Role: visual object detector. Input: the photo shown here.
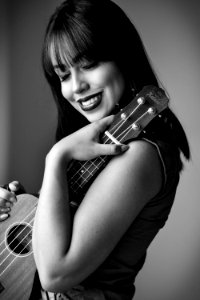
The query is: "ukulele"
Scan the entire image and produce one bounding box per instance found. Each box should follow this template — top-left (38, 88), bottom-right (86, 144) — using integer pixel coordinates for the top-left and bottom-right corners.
top-left (0, 85), bottom-right (169, 300)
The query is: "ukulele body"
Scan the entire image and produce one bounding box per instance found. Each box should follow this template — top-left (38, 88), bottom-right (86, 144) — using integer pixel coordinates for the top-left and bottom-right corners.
top-left (0, 194), bottom-right (37, 300)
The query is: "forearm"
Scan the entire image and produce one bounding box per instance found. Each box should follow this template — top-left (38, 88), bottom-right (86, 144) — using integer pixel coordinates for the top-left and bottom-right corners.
top-left (32, 150), bottom-right (72, 280)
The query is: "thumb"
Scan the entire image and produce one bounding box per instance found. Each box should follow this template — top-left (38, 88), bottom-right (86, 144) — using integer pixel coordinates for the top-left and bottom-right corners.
top-left (8, 181), bottom-right (21, 192)
top-left (96, 143), bottom-right (129, 156)
top-left (8, 181), bottom-right (26, 195)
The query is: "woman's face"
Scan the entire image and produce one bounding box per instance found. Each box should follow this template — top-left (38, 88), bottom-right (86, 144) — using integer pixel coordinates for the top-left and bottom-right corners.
top-left (53, 57), bottom-right (126, 122)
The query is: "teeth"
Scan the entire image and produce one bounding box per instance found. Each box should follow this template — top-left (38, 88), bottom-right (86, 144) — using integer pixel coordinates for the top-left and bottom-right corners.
top-left (81, 96), bottom-right (99, 107)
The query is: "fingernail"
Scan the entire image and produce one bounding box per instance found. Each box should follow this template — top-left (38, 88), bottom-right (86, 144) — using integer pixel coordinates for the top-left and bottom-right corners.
top-left (120, 144), bottom-right (129, 152)
top-left (0, 214), bottom-right (9, 221)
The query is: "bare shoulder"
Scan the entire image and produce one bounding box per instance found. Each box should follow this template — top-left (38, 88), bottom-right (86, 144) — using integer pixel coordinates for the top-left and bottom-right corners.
top-left (101, 139), bottom-right (163, 199)
top-left (124, 139), bottom-right (163, 179)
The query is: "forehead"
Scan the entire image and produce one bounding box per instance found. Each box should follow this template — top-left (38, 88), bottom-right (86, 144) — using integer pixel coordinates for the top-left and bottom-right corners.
top-left (49, 40), bottom-right (89, 73)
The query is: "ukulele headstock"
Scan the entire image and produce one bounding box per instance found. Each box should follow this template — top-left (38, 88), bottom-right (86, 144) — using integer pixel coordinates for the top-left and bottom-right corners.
top-left (105, 85), bottom-right (169, 144)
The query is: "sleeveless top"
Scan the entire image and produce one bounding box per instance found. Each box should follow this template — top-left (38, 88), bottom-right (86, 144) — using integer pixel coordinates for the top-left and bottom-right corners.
top-left (29, 110), bottom-right (182, 300)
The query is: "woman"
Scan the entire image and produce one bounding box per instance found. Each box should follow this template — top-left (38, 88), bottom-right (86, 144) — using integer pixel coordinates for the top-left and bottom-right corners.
top-left (0, 0), bottom-right (190, 299)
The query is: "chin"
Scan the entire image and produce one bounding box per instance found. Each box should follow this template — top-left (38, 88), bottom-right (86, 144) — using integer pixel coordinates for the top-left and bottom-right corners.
top-left (88, 112), bottom-right (109, 123)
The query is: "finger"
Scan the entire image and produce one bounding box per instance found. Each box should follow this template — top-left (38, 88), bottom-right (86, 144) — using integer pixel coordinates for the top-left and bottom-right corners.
top-left (0, 213), bottom-right (9, 222)
top-left (8, 181), bottom-right (21, 192)
top-left (0, 207), bottom-right (11, 213)
top-left (96, 143), bottom-right (129, 156)
top-left (95, 115), bottom-right (115, 133)
top-left (0, 198), bottom-right (14, 208)
top-left (0, 188), bottom-right (17, 204)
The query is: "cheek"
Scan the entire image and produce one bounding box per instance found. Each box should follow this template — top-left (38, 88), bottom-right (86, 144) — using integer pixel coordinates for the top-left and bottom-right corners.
top-left (61, 84), bottom-right (70, 99)
top-left (102, 65), bottom-right (125, 92)
top-left (61, 84), bottom-right (76, 109)
top-left (106, 72), bottom-right (125, 102)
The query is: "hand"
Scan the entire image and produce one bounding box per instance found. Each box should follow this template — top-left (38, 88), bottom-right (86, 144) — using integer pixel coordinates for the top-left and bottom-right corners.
top-left (0, 181), bottom-right (25, 221)
top-left (49, 115), bottom-right (129, 163)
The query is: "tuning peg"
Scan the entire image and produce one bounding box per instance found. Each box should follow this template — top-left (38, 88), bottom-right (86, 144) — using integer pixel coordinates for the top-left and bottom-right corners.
top-left (121, 113), bottom-right (127, 120)
top-left (148, 107), bottom-right (156, 115)
top-left (137, 97), bottom-right (145, 105)
top-left (132, 123), bottom-right (141, 131)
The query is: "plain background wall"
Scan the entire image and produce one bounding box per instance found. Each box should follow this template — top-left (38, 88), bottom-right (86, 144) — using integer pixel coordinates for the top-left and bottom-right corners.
top-left (0, 0), bottom-right (199, 299)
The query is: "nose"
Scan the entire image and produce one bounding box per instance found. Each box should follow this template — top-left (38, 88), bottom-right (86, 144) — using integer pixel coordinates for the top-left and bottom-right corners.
top-left (71, 69), bottom-right (89, 94)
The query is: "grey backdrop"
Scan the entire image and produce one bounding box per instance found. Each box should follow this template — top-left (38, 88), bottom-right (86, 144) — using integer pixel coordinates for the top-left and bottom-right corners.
top-left (0, 0), bottom-right (200, 299)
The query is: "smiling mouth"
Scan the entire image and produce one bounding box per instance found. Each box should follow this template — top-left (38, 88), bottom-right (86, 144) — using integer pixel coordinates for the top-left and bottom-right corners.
top-left (78, 93), bottom-right (102, 111)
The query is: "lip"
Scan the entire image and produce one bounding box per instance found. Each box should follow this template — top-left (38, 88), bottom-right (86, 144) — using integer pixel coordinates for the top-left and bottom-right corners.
top-left (78, 92), bottom-right (102, 112)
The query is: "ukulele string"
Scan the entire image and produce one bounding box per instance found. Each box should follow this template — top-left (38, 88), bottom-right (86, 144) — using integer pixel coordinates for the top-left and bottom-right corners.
top-left (113, 110), bottom-right (150, 143)
top-left (72, 128), bottom-right (128, 191)
top-left (71, 101), bottom-right (142, 180)
top-left (5, 212), bottom-right (35, 255)
top-left (0, 204), bottom-right (36, 254)
top-left (104, 101), bottom-right (144, 141)
top-left (69, 104), bottom-right (136, 182)
top-left (73, 106), bottom-right (148, 190)
top-left (70, 126), bottom-right (133, 191)
top-left (68, 118), bottom-right (125, 182)
top-left (0, 219), bottom-right (35, 277)
top-left (77, 108), bottom-right (155, 189)
top-left (0, 215), bottom-right (35, 277)
top-left (77, 125), bottom-right (133, 189)
top-left (69, 100), bottom-right (144, 186)
top-left (0, 205), bottom-right (36, 257)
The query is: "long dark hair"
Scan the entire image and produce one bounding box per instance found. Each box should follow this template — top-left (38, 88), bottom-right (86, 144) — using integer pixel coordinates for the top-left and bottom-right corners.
top-left (42, 0), bottom-right (190, 162)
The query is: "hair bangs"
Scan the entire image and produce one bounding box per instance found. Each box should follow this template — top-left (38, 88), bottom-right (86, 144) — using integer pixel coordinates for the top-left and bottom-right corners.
top-left (49, 24), bottom-right (100, 73)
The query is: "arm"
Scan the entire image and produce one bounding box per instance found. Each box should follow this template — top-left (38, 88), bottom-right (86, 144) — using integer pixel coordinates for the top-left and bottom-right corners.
top-left (32, 116), bottom-right (162, 293)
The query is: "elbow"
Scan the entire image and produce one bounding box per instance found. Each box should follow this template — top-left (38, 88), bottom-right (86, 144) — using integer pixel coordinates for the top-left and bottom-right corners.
top-left (33, 246), bottom-right (81, 292)
top-left (39, 277), bottom-right (55, 293)
top-left (40, 279), bottom-right (61, 293)
top-left (37, 267), bottom-right (58, 292)
top-left (37, 266), bottom-right (76, 293)
top-left (39, 271), bottom-right (64, 293)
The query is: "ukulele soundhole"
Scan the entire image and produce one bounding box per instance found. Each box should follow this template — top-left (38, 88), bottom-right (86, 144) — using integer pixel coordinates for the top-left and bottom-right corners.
top-left (6, 223), bottom-right (32, 256)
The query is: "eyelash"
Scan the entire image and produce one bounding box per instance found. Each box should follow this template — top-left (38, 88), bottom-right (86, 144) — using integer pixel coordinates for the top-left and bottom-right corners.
top-left (60, 74), bottom-right (70, 82)
top-left (59, 61), bottom-right (98, 82)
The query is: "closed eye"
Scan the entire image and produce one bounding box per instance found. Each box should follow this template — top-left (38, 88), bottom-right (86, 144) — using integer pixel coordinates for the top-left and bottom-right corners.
top-left (59, 73), bottom-right (71, 82)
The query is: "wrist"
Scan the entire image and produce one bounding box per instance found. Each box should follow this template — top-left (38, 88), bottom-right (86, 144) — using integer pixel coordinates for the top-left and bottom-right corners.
top-left (46, 143), bottom-right (72, 167)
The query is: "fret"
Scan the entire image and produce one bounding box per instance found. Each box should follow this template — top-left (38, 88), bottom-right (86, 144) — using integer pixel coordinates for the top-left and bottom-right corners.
top-left (69, 156), bottom-right (107, 193)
